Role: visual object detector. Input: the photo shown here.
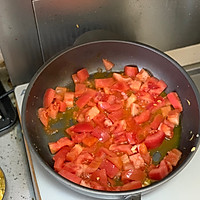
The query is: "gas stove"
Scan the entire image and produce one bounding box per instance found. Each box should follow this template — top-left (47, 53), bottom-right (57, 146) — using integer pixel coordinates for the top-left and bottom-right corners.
top-left (15, 45), bottom-right (200, 200)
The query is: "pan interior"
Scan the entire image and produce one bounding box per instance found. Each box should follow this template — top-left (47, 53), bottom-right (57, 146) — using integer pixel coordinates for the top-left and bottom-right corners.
top-left (22, 41), bottom-right (200, 196)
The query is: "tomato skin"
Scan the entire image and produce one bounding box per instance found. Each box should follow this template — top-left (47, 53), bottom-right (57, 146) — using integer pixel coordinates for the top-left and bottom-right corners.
top-left (91, 126), bottom-right (110, 143)
top-left (124, 65), bottom-right (139, 77)
top-left (121, 180), bottom-right (142, 191)
top-left (100, 159), bottom-right (119, 178)
top-left (144, 130), bottom-right (165, 149)
top-left (91, 169), bottom-right (108, 187)
top-left (102, 58), bottom-right (114, 70)
top-left (76, 89), bottom-right (97, 108)
top-left (48, 137), bottom-right (74, 154)
top-left (167, 92), bottom-right (183, 111)
top-left (95, 78), bottom-right (115, 88)
top-left (77, 68), bottom-right (89, 83)
top-left (73, 122), bottom-right (94, 133)
top-left (150, 114), bottom-right (164, 130)
top-left (121, 169), bottom-right (146, 183)
top-left (43, 88), bottom-right (56, 108)
top-left (164, 149), bottom-right (182, 166)
top-left (58, 169), bottom-right (82, 184)
top-left (134, 110), bottom-right (151, 124)
top-left (148, 160), bottom-right (169, 181)
top-left (63, 92), bottom-right (74, 108)
top-left (38, 108), bottom-right (49, 127)
top-left (75, 83), bottom-right (86, 97)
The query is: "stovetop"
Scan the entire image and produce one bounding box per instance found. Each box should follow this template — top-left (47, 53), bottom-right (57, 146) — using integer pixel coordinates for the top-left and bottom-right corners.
top-left (14, 59), bottom-right (200, 200)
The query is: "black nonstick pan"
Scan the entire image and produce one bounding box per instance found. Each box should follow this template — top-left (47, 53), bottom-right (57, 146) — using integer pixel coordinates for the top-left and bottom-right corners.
top-left (21, 41), bottom-right (200, 200)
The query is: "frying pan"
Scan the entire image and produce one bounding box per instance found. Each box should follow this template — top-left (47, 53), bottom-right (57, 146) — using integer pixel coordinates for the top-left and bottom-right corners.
top-left (21, 40), bottom-right (200, 200)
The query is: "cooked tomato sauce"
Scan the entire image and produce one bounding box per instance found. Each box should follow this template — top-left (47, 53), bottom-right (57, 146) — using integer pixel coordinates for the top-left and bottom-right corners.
top-left (38, 60), bottom-right (182, 191)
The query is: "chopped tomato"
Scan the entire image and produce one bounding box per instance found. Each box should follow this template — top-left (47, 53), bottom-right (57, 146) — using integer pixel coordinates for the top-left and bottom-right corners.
top-left (150, 114), bottom-right (164, 130)
top-left (134, 110), bottom-right (151, 124)
top-left (73, 122), bottom-right (94, 133)
top-left (100, 159), bottom-right (119, 178)
top-left (48, 137), bottom-right (74, 154)
top-left (95, 78), bottom-right (115, 88)
top-left (102, 58), bottom-right (114, 70)
top-left (66, 144), bottom-right (83, 162)
top-left (167, 92), bottom-right (183, 111)
top-left (121, 180), bottom-right (142, 191)
top-left (40, 61), bottom-right (183, 191)
top-left (144, 130), bottom-right (165, 149)
top-left (77, 68), bottom-right (89, 83)
top-left (121, 169), bottom-right (146, 182)
top-left (63, 92), bottom-right (74, 107)
top-left (164, 149), bottom-right (182, 166)
top-left (43, 88), bottom-right (56, 108)
top-left (91, 169), bottom-right (108, 187)
top-left (75, 83), bottom-right (87, 97)
top-left (124, 65), bottom-right (139, 77)
top-left (91, 126), bottom-right (110, 143)
top-left (38, 108), bottom-right (49, 127)
top-left (58, 169), bottom-right (82, 184)
top-left (148, 160), bottom-right (169, 180)
top-left (76, 89), bottom-right (97, 108)
top-left (47, 102), bottom-right (59, 119)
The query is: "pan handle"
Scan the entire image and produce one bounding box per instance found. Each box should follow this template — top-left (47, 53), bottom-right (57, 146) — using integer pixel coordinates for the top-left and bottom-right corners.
top-left (121, 194), bottom-right (141, 200)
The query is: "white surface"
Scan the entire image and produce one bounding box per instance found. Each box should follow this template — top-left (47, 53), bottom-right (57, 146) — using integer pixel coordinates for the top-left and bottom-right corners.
top-left (15, 84), bottom-right (200, 200)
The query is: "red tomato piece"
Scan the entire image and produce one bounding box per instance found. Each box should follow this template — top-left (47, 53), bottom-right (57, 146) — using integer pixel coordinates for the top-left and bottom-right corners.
top-left (66, 144), bottom-right (83, 162)
top-left (53, 146), bottom-right (70, 161)
top-left (71, 132), bottom-right (88, 144)
top-left (137, 143), bottom-right (151, 164)
top-left (92, 113), bottom-right (107, 127)
top-left (121, 169), bottom-right (146, 182)
top-left (167, 92), bottom-right (183, 111)
top-left (148, 160), bottom-right (169, 181)
top-left (131, 103), bottom-right (140, 117)
top-left (149, 80), bottom-right (167, 97)
top-left (43, 88), bottom-right (56, 108)
top-left (38, 108), bottom-right (49, 127)
top-left (55, 100), bottom-right (67, 112)
top-left (159, 122), bottom-right (173, 139)
top-left (77, 68), bottom-right (89, 83)
top-left (134, 110), bottom-right (151, 124)
top-left (82, 136), bottom-right (98, 147)
top-left (144, 130), bottom-right (165, 149)
top-left (73, 122), bottom-right (94, 133)
top-left (121, 180), bottom-right (142, 191)
top-left (63, 92), bottom-right (74, 108)
top-left (75, 83), bottom-right (86, 97)
top-left (124, 65), bottom-right (139, 77)
top-left (137, 91), bottom-right (154, 104)
top-left (136, 68), bottom-right (151, 82)
top-left (95, 78), bottom-right (115, 88)
top-left (85, 157), bottom-right (103, 174)
top-left (58, 169), bottom-right (82, 184)
top-left (72, 74), bottom-right (80, 83)
top-left (129, 153), bottom-right (145, 169)
top-left (125, 132), bottom-right (136, 145)
top-left (85, 106), bottom-right (100, 122)
top-left (140, 77), bottom-right (159, 92)
top-left (100, 159), bottom-right (119, 178)
top-left (109, 144), bottom-right (133, 155)
top-left (47, 102), bottom-right (59, 119)
top-left (111, 81), bottom-right (130, 92)
top-left (91, 126), bottom-right (110, 143)
top-left (106, 156), bottom-right (123, 170)
top-left (150, 114), bottom-right (164, 130)
top-left (102, 58), bottom-right (114, 70)
top-left (108, 109), bottom-right (124, 122)
top-left (75, 152), bottom-right (94, 165)
top-left (164, 149), bottom-right (182, 166)
top-left (91, 169), bottom-right (108, 187)
top-left (129, 80), bottom-right (142, 92)
top-left (167, 109), bottom-right (180, 126)
top-left (76, 89), bottom-right (97, 108)
top-left (120, 154), bottom-right (134, 171)
top-left (48, 137), bottom-right (74, 154)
